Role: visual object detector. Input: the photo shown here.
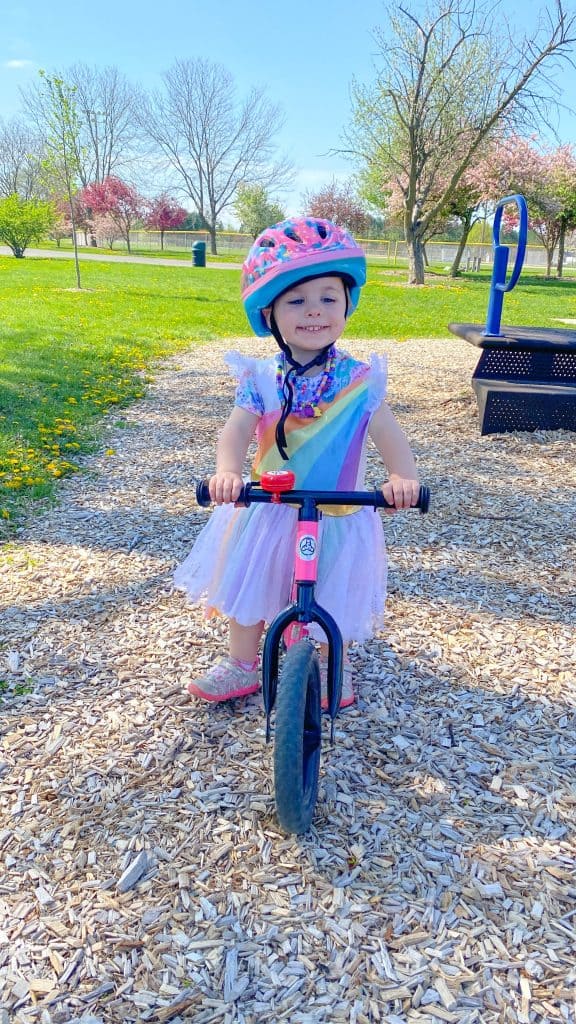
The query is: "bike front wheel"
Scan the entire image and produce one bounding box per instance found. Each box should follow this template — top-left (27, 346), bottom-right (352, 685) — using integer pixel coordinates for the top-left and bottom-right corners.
top-left (274, 641), bottom-right (322, 834)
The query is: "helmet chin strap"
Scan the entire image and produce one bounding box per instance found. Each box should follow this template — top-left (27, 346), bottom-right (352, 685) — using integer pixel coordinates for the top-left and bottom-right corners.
top-left (270, 311), bottom-right (332, 461)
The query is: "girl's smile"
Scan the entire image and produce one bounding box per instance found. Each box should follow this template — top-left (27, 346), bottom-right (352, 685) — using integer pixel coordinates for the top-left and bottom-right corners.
top-left (266, 276), bottom-right (348, 366)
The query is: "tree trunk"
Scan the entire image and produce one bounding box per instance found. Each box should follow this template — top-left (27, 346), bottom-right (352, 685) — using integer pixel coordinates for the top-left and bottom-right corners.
top-left (450, 212), bottom-right (473, 277)
top-left (557, 221), bottom-right (566, 279)
top-left (404, 210), bottom-right (427, 284)
top-left (209, 223), bottom-right (217, 255)
top-left (160, 229), bottom-right (165, 250)
top-left (406, 233), bottom-right (426, 285)
top-left (68, 192), bottom-right (82, 290)
top-left (545, 246), bottom-right (554, 277)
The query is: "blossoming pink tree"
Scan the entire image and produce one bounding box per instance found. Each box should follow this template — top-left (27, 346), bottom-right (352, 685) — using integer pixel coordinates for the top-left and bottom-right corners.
top-left (144, 195), bottom-right (187, 249)
top-left (481, 135), bottom-right (576, 277)
top-left (81, 176), bottom-right (145, 253)
top-left (304, 180), bottom-right (371, 236)
top-left (378, 151), bottom-right (495, 276)
top-left (92, 212), bottom-right (122, 248)
top-left (48, 193), bottom-right (92, 246)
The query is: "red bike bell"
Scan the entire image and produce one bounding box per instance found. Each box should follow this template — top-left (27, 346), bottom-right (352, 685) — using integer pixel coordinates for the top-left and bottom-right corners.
top-left (260, 470), bottom-right (296, 501)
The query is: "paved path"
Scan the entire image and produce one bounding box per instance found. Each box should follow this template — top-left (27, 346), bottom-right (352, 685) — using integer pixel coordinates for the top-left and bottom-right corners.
top-left (0, 245), bottom-right (234, 269)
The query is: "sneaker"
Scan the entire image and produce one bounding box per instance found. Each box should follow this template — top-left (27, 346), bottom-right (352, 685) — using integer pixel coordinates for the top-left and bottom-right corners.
top-left (320, 657), bottom-right (355, 711)
top-left (186, 656), bottom-right (260, 702)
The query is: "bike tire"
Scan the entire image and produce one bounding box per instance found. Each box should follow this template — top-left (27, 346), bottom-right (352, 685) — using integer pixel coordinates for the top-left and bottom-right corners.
top-left (274, 641), bottom-right (322, 834)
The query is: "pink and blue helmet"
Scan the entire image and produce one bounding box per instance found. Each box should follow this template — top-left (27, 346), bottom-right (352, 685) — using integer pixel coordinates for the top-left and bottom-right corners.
top-left (241, 217), bottom-right (367, 336)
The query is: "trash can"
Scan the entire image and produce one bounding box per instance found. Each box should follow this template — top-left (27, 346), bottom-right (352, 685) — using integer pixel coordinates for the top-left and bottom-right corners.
top-left (191, 241), bottom-right (206, 267)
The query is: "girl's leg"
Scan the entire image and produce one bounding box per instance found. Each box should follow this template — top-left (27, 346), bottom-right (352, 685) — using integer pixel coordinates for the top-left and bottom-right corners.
top-left (186, 617), bottom-right (264, 702)
top-left (229, 617), bottom-right (265, 664)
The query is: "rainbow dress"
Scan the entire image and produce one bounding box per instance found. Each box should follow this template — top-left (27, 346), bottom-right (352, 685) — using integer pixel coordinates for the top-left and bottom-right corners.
top-left (174, 348), bottom-right (388, 642)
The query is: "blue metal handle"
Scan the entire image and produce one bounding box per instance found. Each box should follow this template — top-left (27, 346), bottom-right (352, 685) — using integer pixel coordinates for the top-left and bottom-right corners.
top-left (484, 194), bottom-right (528, 336)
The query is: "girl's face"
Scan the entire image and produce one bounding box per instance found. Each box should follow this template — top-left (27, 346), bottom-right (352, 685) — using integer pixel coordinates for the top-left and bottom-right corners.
top-left (266, 276), bottom-right (347, 365)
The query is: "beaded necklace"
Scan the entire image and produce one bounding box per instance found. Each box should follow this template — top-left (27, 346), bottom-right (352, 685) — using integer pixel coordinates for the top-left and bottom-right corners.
top-left (275, 346), bottom-right (337, 418)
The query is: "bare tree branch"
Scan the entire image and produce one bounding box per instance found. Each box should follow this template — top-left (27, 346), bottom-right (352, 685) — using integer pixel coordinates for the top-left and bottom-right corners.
top-left (136, 58), bottom-right (293, 253)
top-left (0, 118), bottom-right (43, 199)
top-left (21, 64), bottom-right (141, 187)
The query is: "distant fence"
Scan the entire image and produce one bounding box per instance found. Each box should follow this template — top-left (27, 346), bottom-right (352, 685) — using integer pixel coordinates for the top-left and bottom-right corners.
top-left (126, 230), bottom-right (568, 270)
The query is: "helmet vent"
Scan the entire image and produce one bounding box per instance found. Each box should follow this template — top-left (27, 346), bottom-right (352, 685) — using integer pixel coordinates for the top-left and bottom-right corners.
top-left (284, 227), bottom-right (303, 243)
top-left (260, 237), bottom-right (275, 248)
top-left (316, 223), bottom-right (328, 239)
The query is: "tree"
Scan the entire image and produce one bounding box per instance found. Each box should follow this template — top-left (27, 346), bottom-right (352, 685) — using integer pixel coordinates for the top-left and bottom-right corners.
top-left (303, 179), bottom-right (370, 236)
top-left (234, 184), bottom-right (284, 238)
top-left (546, 147), bottom-right (576, 277)
top-left (0, 193), bottom-right (54, 257)
top-left (145, 194), bottom-right (187, 248)
top-left (81, 176), bottom-right (144, 252)
top-left (0, 118), bottom-right (43, 199)
top-left (37, 71), bottom-right (84, 287)
top-left (345, 0), bottom-right (576, 284)
top-left (478, 134), bottom-right (576, 276)
top-left (181, 210), bottom-right (206, 231)
top-left (442, 146), bottom-right (503, 276)
top-left (22, 63), bottom-right (140, 187)
top-left (92, 211), bottom-right (121, 248)
top-left (138, 58), bottom-right (293, 254)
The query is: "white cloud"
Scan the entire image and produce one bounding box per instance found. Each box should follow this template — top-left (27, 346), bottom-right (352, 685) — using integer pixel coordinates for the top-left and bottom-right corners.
top-left (4, 59), bottom-right (35, 69)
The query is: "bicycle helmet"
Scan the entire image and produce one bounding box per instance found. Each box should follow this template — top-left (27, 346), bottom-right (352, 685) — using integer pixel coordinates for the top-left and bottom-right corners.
top-left (241, 217), bottom-right (367, 336)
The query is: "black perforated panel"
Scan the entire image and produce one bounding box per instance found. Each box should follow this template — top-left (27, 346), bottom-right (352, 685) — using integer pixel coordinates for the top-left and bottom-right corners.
top-left (477, 387), bottom-right (576, 434)
top-left (475, 350), bottom-right (576, 384)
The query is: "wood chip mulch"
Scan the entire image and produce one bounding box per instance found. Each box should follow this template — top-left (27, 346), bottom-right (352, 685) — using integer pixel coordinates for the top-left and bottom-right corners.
top-left (1, 337), bottom-right (575, 1024)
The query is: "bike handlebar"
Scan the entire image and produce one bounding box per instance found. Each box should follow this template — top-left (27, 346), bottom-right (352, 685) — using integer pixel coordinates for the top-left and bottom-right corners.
top-left (196, 480), bottom-right (430, 514)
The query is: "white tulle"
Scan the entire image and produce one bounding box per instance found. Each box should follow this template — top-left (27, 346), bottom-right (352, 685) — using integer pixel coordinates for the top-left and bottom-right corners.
top-left (174, 502), bottom-right (387, 642)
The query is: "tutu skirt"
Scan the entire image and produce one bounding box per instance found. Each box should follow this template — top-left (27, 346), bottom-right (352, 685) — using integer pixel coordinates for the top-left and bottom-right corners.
top-left (174, 503), bottom-right (387, 642)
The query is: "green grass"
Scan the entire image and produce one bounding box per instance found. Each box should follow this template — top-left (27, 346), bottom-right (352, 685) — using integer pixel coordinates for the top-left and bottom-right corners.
top-left (2, 254), bottom-right (576, 527)
top-left (349, 265), bottom-right (576, 339)
top-left (0, 257), bottom-right (244, 525)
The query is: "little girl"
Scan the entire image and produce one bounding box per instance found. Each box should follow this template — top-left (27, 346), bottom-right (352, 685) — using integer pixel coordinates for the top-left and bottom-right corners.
top-left (175, 217), bottom-right (419, 706)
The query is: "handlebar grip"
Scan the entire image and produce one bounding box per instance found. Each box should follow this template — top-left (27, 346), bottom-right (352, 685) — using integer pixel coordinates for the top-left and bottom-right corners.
top-left (375, 484), bottom-right (430, 512)
top-left (195, 480), bottom-right (212, 507)
top-left (418, 485), bottom-right (430, 514)
top-left (195, 480), bottom-right (253, 507)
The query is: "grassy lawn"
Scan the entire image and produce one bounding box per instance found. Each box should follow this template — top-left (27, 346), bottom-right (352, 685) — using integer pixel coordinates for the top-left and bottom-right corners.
top-left (2, 254), bottom-right (576, 527)
top-left (354, 266), bottom-right (576, 337)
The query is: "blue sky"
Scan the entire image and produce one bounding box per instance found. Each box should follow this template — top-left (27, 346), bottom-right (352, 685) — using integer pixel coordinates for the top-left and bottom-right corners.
top-left (2, 0), bottom-right (576, 218)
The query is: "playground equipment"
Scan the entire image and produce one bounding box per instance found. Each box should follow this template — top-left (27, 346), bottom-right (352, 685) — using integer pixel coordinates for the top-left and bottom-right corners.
top-left (449, 194), bottom-right (576, 435)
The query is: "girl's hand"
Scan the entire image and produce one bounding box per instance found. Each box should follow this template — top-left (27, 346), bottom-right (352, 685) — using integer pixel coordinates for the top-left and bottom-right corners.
top-left (382, 474), bottom-right (420, 513)
top-left (209, 471), bottom-right (244, 504)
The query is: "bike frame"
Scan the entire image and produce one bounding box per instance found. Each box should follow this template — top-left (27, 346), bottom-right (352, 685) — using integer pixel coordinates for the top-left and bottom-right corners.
top-left (261, 494), bottom-right (344, 743)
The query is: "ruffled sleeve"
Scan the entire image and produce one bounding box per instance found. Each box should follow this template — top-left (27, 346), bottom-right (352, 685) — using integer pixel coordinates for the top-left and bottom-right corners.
top-left (224, 350), bottom-right (264, 417)
top-left (367, 352), bottom-right (387, 413)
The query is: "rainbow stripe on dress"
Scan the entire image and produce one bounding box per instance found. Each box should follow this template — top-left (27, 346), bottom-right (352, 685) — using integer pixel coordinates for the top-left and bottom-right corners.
top-left (253, 371), bottom-right (371, 492)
